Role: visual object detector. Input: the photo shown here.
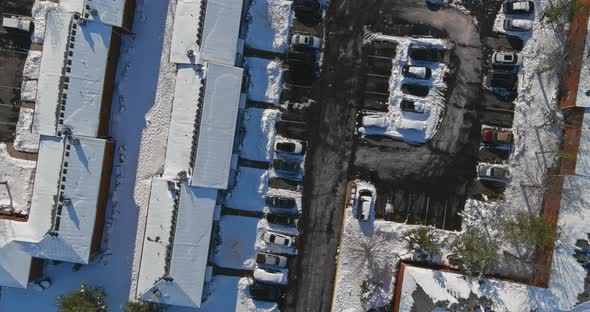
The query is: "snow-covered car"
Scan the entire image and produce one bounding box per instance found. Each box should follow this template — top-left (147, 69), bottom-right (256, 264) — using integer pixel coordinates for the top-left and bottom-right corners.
top-left (265, 195), bottom-right (297, 209)
top-left (361, 115), bottom-right (388, 129)
top-left (254, 267), bottom-right (288, 285)
top-left (483, 129), bottom-right (514, 144)
top-left (400, 98), bottom-right (426, 114)
top-left (249, 282), bottom-right (283, 301)
top-left (492, 51), bottom-right (523, 66)
top-left (256, 252), bottom-right (288, 268)
top-left (401, 83), bottom-right (430, 97)
top-left (274, 140), bottom-right (305, 155)
top-left (356, 189), bottom-right (374, 222)
top-left (402, 65), bottom-right (432, 80)
top-left (291, 33), bottom-right (321, 49)
top-left (272, 158), bottom-right (301, 176)
top-left (263, 231), bottom-right (295, 247)
top-left (503, 18), bottom-right (533, 31)
top-left (266, 213), bottom-right (298, 227)
top-left (503, 1), bottom-right (534, 14)
top-left (477, 164), bottom-right (511, 181)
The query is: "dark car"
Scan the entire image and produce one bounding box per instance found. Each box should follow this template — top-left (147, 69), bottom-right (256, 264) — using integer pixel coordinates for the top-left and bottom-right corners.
top-left (402, 65), bottom-right (432, 80)
top-left (265, 195), bottom-right (296, 209)
top-left (293, 0), bottom-right (322, 26)
top-left (503, 1), bottom-right (534, 14)
top-left (273, 158), bottom-right (300, 175)
top-left (256, 252), bottom-right (288, 268)
top-left (401, 83), bottom-right (430, 97)
top-left (409, 46), bottom-right (443, 62)
top-left (266, 213), bottom-right (298, 227)
top-left (249, 282), bottom-right (283, 302)
top-left (400, 98), bottom-right (426, 113)
top-left (490, 72), bottom-right (517, 91)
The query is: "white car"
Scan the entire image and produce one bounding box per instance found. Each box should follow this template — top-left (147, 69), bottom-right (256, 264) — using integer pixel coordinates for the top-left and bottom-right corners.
top-left (274, 139), bottom-right (304, 155)
top-left (263, 231), bottom-right (295, 247)
top-left (361, 115), bottom-right (388, 129)
top-left (503, 18), bottom-right (533, 31)
top-left (254, 267), bottom-right (288, 285)
top-left (357, 189), bottom-right (374, 222)
top-left (291, 33), bottom-right (321, 49)
top-left (477, 164), bottom-right (511, 181)
top-left (402, 65), bottom-right (432, 80)
top-left (492, 51), bottom-right (523, 66)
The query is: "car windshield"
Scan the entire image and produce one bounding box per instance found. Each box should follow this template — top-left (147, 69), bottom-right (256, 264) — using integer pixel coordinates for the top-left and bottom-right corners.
top-left (503, 54), bottom-right (513, 61)
top-left (277, 142), bottom-right (295, 152)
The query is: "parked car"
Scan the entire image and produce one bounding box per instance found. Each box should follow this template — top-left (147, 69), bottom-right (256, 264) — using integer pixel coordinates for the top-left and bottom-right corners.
top-left (361, 115), bottom-right (388, 129)
top-left (291, 33), bottom-right (321, 49)
top-left (477, 164), bottom-right (511, 181)
top-left (249, 282), bottom-right (283, 301)
top-left (503, 1), bottom-right (534, 14)
top-left (293, 0), bottom-right (322, 25)
top-left (489, 71), bottom-right (517, 91)
top-left (503, 18), bottom-right (533, 31)
top-left (256, 252), bottom-right (288, 268)
top-left (265, 195), bottom-right (297, 209)
top-left (402, 65), bottom-right (432, 80)
top-left (492, 51), bottom-right (523, 66)
top-left (478, 146), bottom-right (511, 162)
top-left (409, 46), bottom-right (444, 62)
top-left (274, 139), bottom-right (305, 155)
top-left (483, 129), bottom-right (514, 144)
top-left (272, 158), bottom-right (301, 176)
top-left (401, 83), bottom-right (430, 97)
top-left (266, 213), bottom-right (298, 227)
top-left (263, 231), bottom-right (295, 247)
top-left (254, 267), bottom-right (288, 286)
top-left (357, 189), bottom-right (374, 222)
top-left (400, 98), bottom-right (426, 113)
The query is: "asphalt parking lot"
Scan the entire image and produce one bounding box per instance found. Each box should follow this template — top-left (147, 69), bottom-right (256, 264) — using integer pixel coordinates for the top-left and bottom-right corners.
top-left (282, 0), bottom-right (531, 310)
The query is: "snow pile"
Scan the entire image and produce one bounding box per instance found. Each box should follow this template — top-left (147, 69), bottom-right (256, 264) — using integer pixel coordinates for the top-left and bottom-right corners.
top-left (22, 51), bottom-right (42, 80)
top-left (245, 57), bottom-right (285, 105)
top-left (240, 107), bottom-right (281, 162)
top-left (0, 144), bottom-right (36, 212)
top-left (359, 35), bottom-right (449, 144)
top-left (245, 0), bottom-right (293, 53)
top-left (31, 0), bottom-right (59, 44)
top-left (225, 167), bottom-right (270, 212)
top-left (14, 108), bottom-right (40, 153)
top-left (20, 80), bottom-right (37, 102)
top-left (253, 268), bottom-right (288, 285)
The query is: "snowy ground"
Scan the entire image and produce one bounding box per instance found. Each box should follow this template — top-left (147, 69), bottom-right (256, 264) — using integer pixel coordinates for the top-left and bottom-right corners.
top-left (0, 0), bottom-right (171, 311)
top-left (31, 0), bottom-right (58, 44)
top-left (14, 108), bottom-right (40, 153)
top-left (359, 35), bottom-right (449, 144)
top-left (239, 107), bottom-right (280, 162)
top-left (245, 0), bottom-right (293, 54)
top-left (245, 57), bottom-right (285, 105)
top-left (214, 215), bottom-right (259, 270)
top-left (0, 144), bottom-right (36, 212)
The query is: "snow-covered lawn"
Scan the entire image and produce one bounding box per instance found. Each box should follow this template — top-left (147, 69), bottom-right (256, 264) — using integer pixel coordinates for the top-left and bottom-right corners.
top-left (245, 57), bottom-right (284, 105)
top-left (0, 0), bottom-right (171, 310)
top-left (359, 36), bottom-right (449, 144)
top-left (239, 107), bottom-right (280, 162)
top-left (225, 167), bottom-right (270, 212)
top-left (214, 215), bottom-right (259, 270)
top-left (245, 0), bottom-right (293, 54)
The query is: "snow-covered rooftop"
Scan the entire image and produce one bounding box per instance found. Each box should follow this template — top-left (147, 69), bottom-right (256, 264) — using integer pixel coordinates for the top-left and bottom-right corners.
top-left (190, 62), bottom-right (243, 189)
top-left (576, 109), bottom-right (590, 176)
top-left (199, 0), bottom-right (244, 66)
top-left (33, 12), bottom-right (113, 138)
top-left (137, 180), bottom-right (217, 308)
top-left (169, 0), bottom-right (205, 64)
top-left (0, 135), bottom-right (111, 288)
top-left (163, 66), bottom-right (203, 179)
top-left (59, 0), bottom-right (129, 28)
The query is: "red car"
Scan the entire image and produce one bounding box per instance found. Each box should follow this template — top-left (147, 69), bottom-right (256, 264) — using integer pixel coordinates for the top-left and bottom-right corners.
top-left (483, 130), bottom-right (514, 144)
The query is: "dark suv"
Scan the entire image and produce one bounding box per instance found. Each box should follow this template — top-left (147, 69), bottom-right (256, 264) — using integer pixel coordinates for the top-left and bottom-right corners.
top-left (273, 158), bottom-right (301, 176)
top-left (265, 196), bottom-right (297, 209)
top-left (266, 213), bottom-right (298, 227)
top-left (249, 282), bottom-right (283, 301)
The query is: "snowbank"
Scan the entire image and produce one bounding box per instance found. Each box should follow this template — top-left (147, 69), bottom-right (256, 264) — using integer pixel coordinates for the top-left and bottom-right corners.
top-left (193, 276), bottom-right (278, 311)
top-left (20, 80), bottom-right (37, 102)
top-left (22, 51), bottom-right (42, 80)
top-left (245, 0), bottom-right (293, 53)
top-left (240, 107), bottom-right (280, 162)
top-left (31, 0), bottom-right (59, 44)
top-left (254, 268), bottom-right (288, 285)
top-left (225, 167), bottom-right (270, 212)
top-left (14, 108), bottom-right (40, 153)
top-left (245, 57), bottom-right (284, 105)
top-left (0, 144), bottom-right (36, 212)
